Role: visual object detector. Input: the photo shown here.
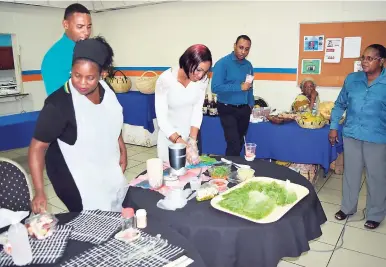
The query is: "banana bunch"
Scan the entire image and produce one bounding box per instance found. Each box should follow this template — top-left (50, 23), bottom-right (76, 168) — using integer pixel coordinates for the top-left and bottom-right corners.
top-left (300, 112), bottom-right (325, 123)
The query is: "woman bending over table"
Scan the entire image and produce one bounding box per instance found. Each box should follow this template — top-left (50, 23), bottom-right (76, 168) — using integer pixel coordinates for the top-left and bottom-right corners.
top-left (291, 77), bottom-right (320, 112)
top-left (155, 44), bottom-right (212, 164)
top-left (329, 44), bottom-right (386, 230)
top-left (29, 37), bottom-right (127, 213)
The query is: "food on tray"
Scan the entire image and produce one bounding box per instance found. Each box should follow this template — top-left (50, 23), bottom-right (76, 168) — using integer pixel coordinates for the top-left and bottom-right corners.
top-left (199, 155), bottom-right (217, 164)
top-left (209, 179), bottom-right (229, 192)
top-left (25, 213), bottom-right (58, 240)
top-left (237, 168), bottom-right (255, 181)
top-left (277, 112), bottom-right (298, 120)
top-left (218, 180), bottom-right (298, 220)
top-left (208, 165), bottom-right (231, 179)
top-left (196, 184), bottom-right (219, 201)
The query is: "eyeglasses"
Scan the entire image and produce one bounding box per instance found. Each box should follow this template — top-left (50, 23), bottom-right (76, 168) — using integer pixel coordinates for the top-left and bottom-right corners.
top-left (359, 56), bottom-right (381, 62)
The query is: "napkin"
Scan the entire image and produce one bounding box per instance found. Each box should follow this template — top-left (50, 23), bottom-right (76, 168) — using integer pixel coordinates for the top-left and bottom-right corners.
top-left (0, 208), bottom-right (29, 228)
top-left (156, 189), bottom-right (192, 211)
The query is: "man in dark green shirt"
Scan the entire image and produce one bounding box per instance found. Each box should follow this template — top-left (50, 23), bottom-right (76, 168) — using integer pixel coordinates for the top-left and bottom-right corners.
top-left (41, 3), bottom-right (92, 96)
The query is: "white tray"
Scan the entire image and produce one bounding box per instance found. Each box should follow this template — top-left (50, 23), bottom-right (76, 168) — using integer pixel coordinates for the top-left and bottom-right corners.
top-left (210, 177), bottom-right (310, 224)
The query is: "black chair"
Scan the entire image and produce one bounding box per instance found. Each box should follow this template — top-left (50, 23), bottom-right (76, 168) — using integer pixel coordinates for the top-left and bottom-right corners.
top-left (0, 157), bottom-right (33, 212)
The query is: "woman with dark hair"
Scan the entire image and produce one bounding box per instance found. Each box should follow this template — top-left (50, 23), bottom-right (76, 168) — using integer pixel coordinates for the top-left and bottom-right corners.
top-left (329, 44), bottom-right (386, 229)
top-left (155, 44), bottom-right (212, 164)
top-left (29, 36), bottom-right (127, 213)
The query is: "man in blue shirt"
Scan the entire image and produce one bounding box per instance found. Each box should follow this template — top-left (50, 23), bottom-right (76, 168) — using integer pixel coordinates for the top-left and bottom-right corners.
top-left (212, 35), bottom-right (254, 156)
top-left (329, 44), bottom-right (386, 230)
top-left (41, 3), bottom-right (92, 96)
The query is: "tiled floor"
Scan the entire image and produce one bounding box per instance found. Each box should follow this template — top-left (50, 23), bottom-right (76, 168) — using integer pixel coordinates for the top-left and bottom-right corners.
top-left (1, 145), bottom-right (386, 267)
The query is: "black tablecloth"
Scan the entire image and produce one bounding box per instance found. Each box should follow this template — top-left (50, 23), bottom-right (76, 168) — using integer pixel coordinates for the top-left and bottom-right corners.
top-left (123, 157), bottom-right (327, 267)
top-left (0, 213), bottom-right (206, 267)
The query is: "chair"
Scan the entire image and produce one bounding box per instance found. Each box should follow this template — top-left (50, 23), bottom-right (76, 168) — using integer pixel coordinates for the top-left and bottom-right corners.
top-left (0, 157), bottom-right (33, 212)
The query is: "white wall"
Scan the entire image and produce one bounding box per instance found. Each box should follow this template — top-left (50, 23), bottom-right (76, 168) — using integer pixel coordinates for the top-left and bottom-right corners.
top-left (95, 1), bottom-right (386, 110)
top-left (0, 3), bottom-right (64, 115)
top-left (1, 1), bottom-right (386, 115)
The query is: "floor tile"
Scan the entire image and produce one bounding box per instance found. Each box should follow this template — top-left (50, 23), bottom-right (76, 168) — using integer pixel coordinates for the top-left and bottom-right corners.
top-left (128, 145), bottom-right (154, 153)
top-left (126, 149), bottom-right (141, 157)
top-left (126, 159), bottom-right (143, 169)
top-left (44, 183), bottom-right (57, 199)
top-left (317, 188), bottom-right (342, 206)
top-left (317, 187), bottom-right (367, 211)
top-left (48, 197), bottom-right (68, 211)
top-left (328, 248), bottom-right (386, 267)
top-left (130, 152), bottom-right (156, 163)
top-left (323, 177), bottom-right (343, 191)
top-left (127, 163), bottom-right (146, 176)
top-left (124, 170), bottom-right (138, 183)
top-left (277, 260), bottom-right (303, 267)
top-left (346, 213), bottom-right (386, 235)
top-left (283, 241), bottom-right (334, 267)
top-left (12, 147), bottom-right (29, 156)
top-left (339, 226), bottom-right (386, 259)
top-left (313, 221), bottom-right (344, 246)
top-left (320, 201), bottom-right (344, 224)
top-left (0, 150), bottom-right (21, 160)
top-left (46, 203), bottom-right (64, 214)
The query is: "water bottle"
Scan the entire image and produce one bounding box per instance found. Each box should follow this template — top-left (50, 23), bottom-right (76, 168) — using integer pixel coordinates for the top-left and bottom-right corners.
top-left (312, 101), bottom-right (318, 116)
top-left (8, 220), bottom-right (33, 265)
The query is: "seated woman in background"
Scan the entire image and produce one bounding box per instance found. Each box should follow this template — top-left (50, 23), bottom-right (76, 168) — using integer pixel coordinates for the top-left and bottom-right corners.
top-left (291, 77), bottom-right (320, 112)
top-left (155, 44), bottom-right (212, 164)
top-left (29, 36), bottom-right (127, 213)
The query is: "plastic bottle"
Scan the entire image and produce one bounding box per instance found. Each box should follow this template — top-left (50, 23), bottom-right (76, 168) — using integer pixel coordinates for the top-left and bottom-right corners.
top-left (8, 220), bottom-right (33, 265)
top-left (121, 208), bottom-right (136, 230)
top-left (312, 101), bottom-right (318, 116)
top-left (136, 209), bottom-right (147, 229)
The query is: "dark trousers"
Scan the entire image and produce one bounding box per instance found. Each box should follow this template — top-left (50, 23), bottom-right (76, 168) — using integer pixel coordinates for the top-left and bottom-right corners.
top-left (217, 102), bottom-right (251, 156)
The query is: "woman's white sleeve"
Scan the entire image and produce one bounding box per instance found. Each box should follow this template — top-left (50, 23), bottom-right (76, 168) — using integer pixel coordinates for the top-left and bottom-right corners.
top-left (155, 77), bottom-right (175, 138)
top-left (190, 80), bottom-right (207, 128)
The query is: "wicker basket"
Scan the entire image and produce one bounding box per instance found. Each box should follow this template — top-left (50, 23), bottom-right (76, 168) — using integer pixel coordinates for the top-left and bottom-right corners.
top-left (295, 116), bottom-right (326, 129)
top-left (105, 70), bottom-right (132, 93)
top-left (267, 115), bottom-right (293, 124)
top-left (135, 71), bottom-right (159, 94)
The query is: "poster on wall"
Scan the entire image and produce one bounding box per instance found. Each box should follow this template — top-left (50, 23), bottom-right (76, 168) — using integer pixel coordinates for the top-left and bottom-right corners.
top-left (354, 61), bottom-right (363, 72)
top-left (304, 35), bottom-right (324, 51)
top-left (301, 59), bottom-right (321, 74)
top-left (344, 37), bottom-right (362, 58)
top-left (324, 38), bottom-right (342, 63)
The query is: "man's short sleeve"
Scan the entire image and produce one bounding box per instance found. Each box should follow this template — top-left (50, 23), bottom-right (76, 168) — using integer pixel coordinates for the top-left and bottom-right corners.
top-left (34, 101), bottom-right (66, 143)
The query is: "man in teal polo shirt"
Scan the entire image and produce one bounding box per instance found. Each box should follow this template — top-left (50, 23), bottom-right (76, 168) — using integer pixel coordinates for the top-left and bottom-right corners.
top-left (41, 3), bottom-right (92, 96)
top-left (212, 35), bottom-right (254, 156)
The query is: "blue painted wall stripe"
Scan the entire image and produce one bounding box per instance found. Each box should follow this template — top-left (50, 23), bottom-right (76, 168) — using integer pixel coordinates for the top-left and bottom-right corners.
top-left (22, 67), bottom-right (298, 75)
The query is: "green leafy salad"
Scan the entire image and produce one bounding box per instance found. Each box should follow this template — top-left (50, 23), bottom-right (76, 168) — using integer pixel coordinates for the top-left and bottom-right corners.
top-left (218, 181), bottom-right (298, 220)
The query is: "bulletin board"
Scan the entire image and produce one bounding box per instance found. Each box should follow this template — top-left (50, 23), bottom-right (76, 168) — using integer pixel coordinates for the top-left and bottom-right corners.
top-left (298, 21), bottom-right (386, 87)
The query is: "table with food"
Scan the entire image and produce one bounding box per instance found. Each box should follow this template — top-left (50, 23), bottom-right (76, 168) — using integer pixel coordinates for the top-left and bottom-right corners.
top-left (200, 100), bottom-right (344, 182)
top-left (0, 209), bottom-right (206, 267)
top-left (124, 152), bottom-right (327, 267)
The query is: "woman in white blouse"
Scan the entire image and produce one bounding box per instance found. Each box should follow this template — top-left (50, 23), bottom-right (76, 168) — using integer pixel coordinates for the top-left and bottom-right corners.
top-left (155, 44), bottom-right (212, 164)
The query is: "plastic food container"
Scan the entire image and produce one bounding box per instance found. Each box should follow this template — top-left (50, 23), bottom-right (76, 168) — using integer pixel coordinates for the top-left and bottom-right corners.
top-left (25, 213), bottom-right (58, 240)
top-left (208, 165), bottom-right (231, 179)
top-left (237, 168), bottom-right (255, 181)
top-left (209, 179), bottom-right (229, 192)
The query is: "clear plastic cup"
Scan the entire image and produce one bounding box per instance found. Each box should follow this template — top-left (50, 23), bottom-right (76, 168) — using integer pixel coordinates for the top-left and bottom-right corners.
top-left (245, 143), bottom-right (257, 161)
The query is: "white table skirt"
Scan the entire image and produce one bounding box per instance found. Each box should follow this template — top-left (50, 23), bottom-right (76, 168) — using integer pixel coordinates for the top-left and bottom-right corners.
top-left (122, 119), bottom-right (158, 147)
